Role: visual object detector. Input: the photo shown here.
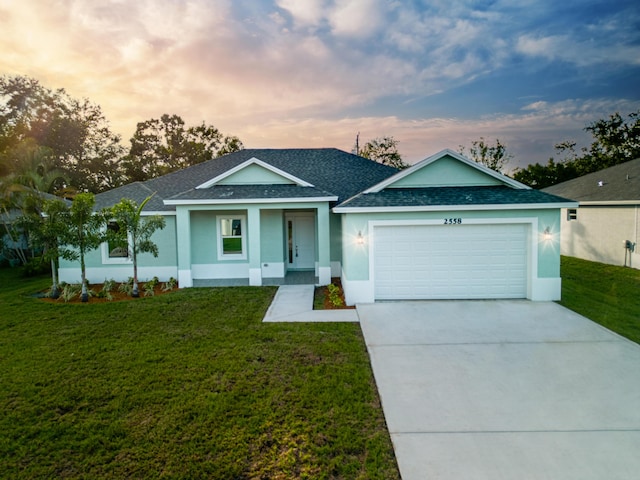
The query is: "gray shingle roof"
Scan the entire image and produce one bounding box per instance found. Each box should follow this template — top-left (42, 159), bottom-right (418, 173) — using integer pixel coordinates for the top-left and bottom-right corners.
top-left (541, 158), bottom-right (640, 202)
top-left (167, 184), bottom-right (337, 202)
top-left (94, 148), bottom-right (398, 211)
top-left (336, 186), bottom-right (574, 209)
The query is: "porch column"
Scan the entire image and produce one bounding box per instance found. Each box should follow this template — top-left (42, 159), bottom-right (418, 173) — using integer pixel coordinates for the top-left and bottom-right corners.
top-left (176, 206), bottom-right (192, 287)
top-left (247, 206), bottom-right (262, 286)
top-left (317, 203), bottom-right (331, 285)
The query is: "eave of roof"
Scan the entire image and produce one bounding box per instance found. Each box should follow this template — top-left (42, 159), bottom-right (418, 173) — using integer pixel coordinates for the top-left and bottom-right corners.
top-left (333, 186), bottom-right (577, 212)
top-left (164, 184), bottom-right (338, 205)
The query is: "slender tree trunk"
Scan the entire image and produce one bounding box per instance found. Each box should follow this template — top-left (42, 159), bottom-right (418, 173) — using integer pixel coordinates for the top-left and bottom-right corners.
top-left (132, 249), bottom-right (139, 297)
top-left (50, 257), bottom-right (59, 299)
top-left (80, 248), bottom-right (88, 302)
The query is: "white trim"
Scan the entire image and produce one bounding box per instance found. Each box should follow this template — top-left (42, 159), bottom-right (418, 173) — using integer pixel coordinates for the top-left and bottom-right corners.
top-left (249, 268), bottom-right (262, 286)
top-left (192, 263), bottom-right (249, 279)
top-left (178, 269), bottom-right (193, 288)
top-left (333, 202), bottom-right (577, 213)
top-left (363, 149), bottom-right (529, 193)
top-left (578, 200), bottom-right (640, 206)
top-left (196, 157), bottom-right (314, 189)
top-left (217, 215), bottom-right (247, 261)
top-left (341, 270), bottom-right (374, 306)
top-left (141, 211), bottom-right (176, 216)
top-left (531, 277), bottom-right (562, 301)
top-left (318, 266), bottom-right (331, 286)
top-left (59, 266), bottom-right (178, 285)
top-left (101, 226), bottom-right (134, 265)
top-left (262, 262), bottom-right (285, 278)
top-left (165, 196), bottom-right (337, 206)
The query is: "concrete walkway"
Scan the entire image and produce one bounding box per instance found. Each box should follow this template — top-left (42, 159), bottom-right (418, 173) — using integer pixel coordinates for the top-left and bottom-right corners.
top-left (262, 285), bottom-right (359, 322)
top-left (358, 300), bottom-right (640, 480)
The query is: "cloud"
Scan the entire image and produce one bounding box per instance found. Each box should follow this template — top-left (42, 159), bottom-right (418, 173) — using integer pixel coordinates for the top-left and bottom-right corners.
top-left (0, 0), bottom-right (638, 171)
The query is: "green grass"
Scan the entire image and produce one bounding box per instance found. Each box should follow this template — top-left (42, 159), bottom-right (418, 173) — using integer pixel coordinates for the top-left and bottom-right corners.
top-left (0, 269), bottom-right (399, 479)
top-left (560, 256), bottom-right (640, 344)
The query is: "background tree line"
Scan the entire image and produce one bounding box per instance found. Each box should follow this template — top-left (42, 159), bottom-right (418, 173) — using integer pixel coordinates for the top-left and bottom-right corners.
top-left (0, 75), bottom-right (243, 196)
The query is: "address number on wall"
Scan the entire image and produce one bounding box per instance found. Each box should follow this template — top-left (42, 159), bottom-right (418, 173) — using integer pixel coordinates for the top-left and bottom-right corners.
top-left (444, 218), bottom-right (463, 225)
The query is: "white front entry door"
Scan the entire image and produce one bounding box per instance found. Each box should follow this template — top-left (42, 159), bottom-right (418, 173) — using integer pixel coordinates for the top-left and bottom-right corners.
top-left (287, 214), bottom-right (316, 270)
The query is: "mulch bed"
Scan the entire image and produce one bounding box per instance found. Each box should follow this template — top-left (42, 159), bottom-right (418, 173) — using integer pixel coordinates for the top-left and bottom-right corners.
top-left (314, 278), bottom-right (355, 310)
top-left (40, 282), bottom-right (176, 304)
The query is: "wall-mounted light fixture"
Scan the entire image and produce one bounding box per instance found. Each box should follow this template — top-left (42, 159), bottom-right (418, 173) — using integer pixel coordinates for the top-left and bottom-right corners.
top-left (357, 231), bottom-right (364, 245)
top-left (543, 227), bottom-right (552, 241)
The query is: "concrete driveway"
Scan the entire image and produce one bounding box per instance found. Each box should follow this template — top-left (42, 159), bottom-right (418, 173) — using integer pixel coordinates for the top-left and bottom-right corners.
top-left (357, 300), bottom-right (640, 480)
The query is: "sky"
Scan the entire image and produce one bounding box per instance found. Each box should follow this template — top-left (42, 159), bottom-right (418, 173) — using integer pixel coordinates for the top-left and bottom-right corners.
top-left (1, 0), bottom-right (639, 171)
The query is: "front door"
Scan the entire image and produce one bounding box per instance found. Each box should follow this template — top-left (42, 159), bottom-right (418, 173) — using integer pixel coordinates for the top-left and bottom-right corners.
top-left (286, 214), bottom-right (315, 270)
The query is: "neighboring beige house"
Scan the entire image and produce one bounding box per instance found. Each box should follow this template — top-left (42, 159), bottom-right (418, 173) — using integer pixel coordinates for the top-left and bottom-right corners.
top-left (542, 158), bottom-right (640, 269)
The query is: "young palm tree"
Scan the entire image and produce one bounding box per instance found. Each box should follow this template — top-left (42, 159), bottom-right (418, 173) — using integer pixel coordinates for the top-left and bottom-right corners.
top-left (65, 193), bottom-right (105, 302)
top-left (107, 195), bottom-right (166, 297)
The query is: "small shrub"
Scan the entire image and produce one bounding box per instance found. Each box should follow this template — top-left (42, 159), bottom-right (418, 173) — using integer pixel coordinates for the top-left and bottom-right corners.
top-left (118, 277), bottom-right (134, 295)
top-left (143, 282), bottom-right (155, 297)
top-left (162, 277), bottom-right (178, 291)
top-left (60, 283), bottom-right (81, 302)
top-left (327, 283), bottom-right (344, 307)
top-left (102, 279), bottom-right (117, 292)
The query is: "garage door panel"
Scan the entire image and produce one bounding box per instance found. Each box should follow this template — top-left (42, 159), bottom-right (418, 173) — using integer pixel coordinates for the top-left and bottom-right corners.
top-left (374, 224), bottom-right (528, 300)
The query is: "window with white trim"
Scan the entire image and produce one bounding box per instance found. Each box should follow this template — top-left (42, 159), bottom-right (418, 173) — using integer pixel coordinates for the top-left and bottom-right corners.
top-left (217, 216), bottom-right (246, 259)
top-left (102, 221), bottom-right (132, 264)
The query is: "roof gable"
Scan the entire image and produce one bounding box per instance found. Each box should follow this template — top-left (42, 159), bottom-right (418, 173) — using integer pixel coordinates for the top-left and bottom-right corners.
top-left (196, 157), bottom-right (313, 189)
top-left (366, 149), bottom-right (527, 193)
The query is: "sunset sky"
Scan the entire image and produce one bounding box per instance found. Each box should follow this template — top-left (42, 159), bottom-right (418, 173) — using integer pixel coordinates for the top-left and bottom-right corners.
top-left (1, 0), bottom-right (639, 170)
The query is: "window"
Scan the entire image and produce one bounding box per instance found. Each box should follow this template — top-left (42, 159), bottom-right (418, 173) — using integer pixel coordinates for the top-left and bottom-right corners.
top-left (567, 208), bottom-right (578, 221)
top-left (102, 221), bottom-right (131, 264)
top-left (218, 216), bottom-right (246, 259)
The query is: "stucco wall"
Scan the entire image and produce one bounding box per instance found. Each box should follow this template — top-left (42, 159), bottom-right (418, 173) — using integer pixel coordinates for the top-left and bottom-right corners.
top-left (59, 215), bottom-right (178, 284)
top-left (561, 205), bottom-right (640, 269)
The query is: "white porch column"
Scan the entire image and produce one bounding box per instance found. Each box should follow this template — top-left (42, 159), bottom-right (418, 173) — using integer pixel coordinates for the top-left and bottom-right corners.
top-left (247, 206), bottom-right (262, 286)
top-left (317, 203), bottom-right (331, 285)
top-left (176, 206), bottom-right (192, 287)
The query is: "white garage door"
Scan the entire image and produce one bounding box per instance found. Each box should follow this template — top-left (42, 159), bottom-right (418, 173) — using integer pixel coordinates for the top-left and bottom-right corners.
top-left (373, 223), bottom-right (528, 300)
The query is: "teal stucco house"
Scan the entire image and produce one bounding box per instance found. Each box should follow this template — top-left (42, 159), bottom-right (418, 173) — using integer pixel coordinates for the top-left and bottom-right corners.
top-left (58, 148), bottom-right (576, 305)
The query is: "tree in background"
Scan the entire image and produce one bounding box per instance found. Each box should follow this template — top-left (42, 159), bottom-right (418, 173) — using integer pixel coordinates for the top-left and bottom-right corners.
top-left (459, 137), bottom-right (511, 173)
top-left (359, 136), bottom-right (408, 169)
top-left (514, 110), bottom-right (640, 188)
top-left (122, 114), bottom-right (244, 182)
top-left (64, 193), bottom-right (105, 302)
top-left (0, 75), bottom-right (126, 193)
top-left (106, 195), bottom-right (166, 297)
top-left (15, 199), bottom-right (71, 298)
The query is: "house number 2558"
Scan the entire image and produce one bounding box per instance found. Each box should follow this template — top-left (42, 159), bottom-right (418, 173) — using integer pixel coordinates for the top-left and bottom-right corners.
top-left (444, 218), bottom-right (462, 225)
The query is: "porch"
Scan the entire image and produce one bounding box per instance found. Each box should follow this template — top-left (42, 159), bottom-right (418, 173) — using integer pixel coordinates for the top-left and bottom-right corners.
top-left (192, 270), bottom-right (319, 287)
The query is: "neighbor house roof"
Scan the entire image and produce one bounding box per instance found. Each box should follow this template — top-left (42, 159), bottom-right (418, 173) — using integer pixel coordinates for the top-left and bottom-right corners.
top-left (94, 148), bottom-right (398, 212)
top-left (542, 158), bottom-right (640, 204)
top-left (334, 186), bottom-right (575, 212)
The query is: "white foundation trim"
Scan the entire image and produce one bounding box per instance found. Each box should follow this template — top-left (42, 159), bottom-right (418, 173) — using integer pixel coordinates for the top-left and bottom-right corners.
top-left (249, 268), bottom-right (262, 286)
top-left (341, 270), bottom-right (374, 306)
top-left (59, 266), bottom-right (178, 285)
top-left (318, 266), bottom-right (331, 286)
top-left (262, 262), bottom-right (285, 279)
top-left (178, 269), bottom-right (193, 288)
top-left (192, 263), bottom-right (249, 279)
top-left (531, 277), bottom-right (562, 301)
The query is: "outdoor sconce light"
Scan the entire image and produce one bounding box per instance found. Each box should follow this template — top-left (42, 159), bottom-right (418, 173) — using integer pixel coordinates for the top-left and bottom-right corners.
top-left (357, 231), bottom-right (364, 245)
top-left (543, 227), bottom-right (552, 241)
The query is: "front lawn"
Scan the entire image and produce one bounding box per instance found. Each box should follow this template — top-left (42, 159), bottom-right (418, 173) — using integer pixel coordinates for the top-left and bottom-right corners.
top-left (560, 256), bottom-right (640, 344)
top-left (0, 269), bottom-right (399, 479)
